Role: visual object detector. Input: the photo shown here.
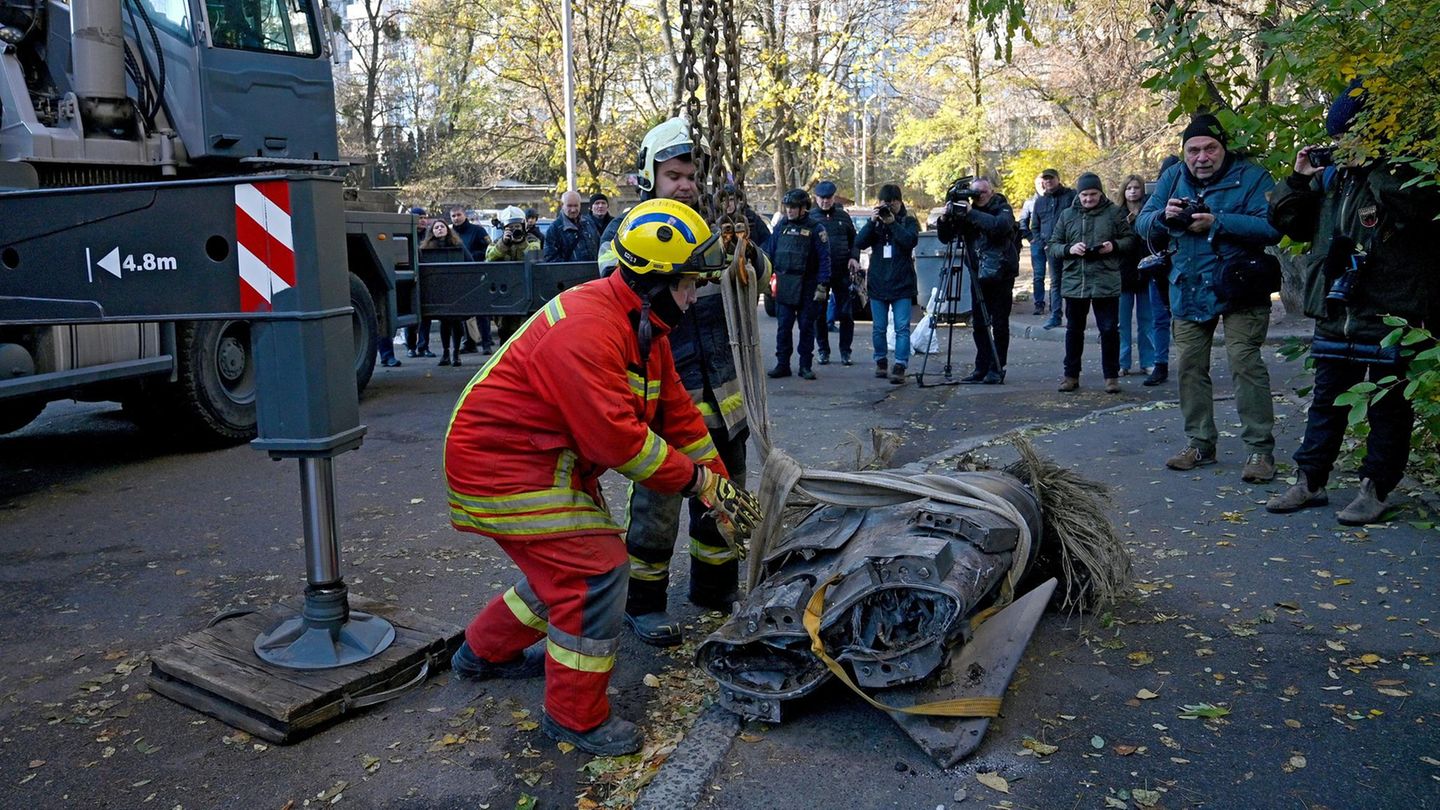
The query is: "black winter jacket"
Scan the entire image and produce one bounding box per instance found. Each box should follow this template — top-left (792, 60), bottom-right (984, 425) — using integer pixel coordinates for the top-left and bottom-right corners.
top-left (1269, 162), bottom-right (1440, 346)
top-left (937, 194), bottom-right (1019, 280)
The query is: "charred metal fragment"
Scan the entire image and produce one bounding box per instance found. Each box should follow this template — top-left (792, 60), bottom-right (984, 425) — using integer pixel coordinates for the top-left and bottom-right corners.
top-left (696, 471), bottom-right (1044, 725)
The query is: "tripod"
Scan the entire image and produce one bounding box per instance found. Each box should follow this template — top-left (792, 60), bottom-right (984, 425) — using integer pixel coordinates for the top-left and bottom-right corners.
top-left (916, 223), bottom-right (1001, 387)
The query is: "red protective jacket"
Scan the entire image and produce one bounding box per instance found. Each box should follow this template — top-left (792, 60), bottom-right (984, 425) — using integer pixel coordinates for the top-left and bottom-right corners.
top-left (445, 271), bottom-right (726, 542)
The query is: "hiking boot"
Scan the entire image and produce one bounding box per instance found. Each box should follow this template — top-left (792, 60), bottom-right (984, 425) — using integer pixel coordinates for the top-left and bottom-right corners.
top-left (798, 367), bottom-right (817, 380)
top-left (817, 352), bottom-right (830, 366)
top-left (1033, 303), bottom-right (1046, 316)
top-left (960, 369), bottom-right (987, 384)
top-left (1166, 445), bottom-right (1216, 471)
top-left (438, 352), bottom-right (452, 366)
top-left (1265, 471), bottom-right (1328, 514)
top-left (1057, 377), bottom-right (1079, 393)
top-left (840, 353), bottom-right (853, 366)
top-left (452, 354), bottom-right (462, 367)
top-left (1143, 363), bottom-right (1169, 386)
top-left (767, 365), bottom-right (792, 379)
top-left (381, 357), bottom-right (403, 368)
top-left (541, 712), bottom-right (641, 757)
top-left (889, 363), bottom-right (907, 384)
top-left (1042, 318), bottom-right (1062, 330)
top-left (983, 370), bottom-right (1005, 385)
top-left (1337, 478), bottom-right (1389, 526)
top-left (1241, 453), bottom-right (1276, 483)
top-left (1104, 378), bottom-right (1121, 394)
top-left (623, 611), bottom-right (682, 647)
top-left (451, 642), bottom-right (546, 681)
top-left (875, 360), bottom-right (889, 378)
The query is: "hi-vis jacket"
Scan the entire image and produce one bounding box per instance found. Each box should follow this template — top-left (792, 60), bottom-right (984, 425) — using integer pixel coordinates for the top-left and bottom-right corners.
top-left (444, 271), bottom-right (727, 542)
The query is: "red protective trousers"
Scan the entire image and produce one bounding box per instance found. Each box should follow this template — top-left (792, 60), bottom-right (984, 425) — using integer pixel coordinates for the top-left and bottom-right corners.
top-left (464, 532), bottom-right (629, 732)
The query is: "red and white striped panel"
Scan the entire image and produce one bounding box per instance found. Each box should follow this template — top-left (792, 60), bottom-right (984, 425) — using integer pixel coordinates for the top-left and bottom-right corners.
top-left (234, 181), bottom-right (296, 312)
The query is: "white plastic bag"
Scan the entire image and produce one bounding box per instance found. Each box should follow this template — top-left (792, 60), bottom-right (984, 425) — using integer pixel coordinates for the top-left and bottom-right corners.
top-left (910, 287), bottom-right (942, 354)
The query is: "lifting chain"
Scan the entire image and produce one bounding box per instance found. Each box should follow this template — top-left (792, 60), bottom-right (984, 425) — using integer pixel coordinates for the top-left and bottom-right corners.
top-left (720, 0), bottom-right (744, 187)
top-left (677, 0), bottom-right (701, 128)
top-left (700, 0), bottom-right (725, 213)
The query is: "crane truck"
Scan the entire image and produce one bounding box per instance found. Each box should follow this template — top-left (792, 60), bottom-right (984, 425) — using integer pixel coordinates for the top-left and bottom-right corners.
top-left (0, 0), bottom-right (418, 441)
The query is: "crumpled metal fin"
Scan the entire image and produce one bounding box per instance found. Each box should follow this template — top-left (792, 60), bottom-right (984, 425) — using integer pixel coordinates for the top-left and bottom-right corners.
top-left (881, 578), bottom-right (1057, 768)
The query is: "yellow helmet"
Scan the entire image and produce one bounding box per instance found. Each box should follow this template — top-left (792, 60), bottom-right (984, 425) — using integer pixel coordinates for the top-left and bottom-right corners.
top-left (614, 199), bottom-right (725, 278)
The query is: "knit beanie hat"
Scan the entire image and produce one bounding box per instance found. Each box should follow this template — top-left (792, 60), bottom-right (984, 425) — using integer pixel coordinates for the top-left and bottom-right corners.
top-left (1181, 114), bottom-right (1227, 147)
top-left (1326, 78), bottom-right (1368, 137)
top-left (1076, 173), bottom-right (1103, 193)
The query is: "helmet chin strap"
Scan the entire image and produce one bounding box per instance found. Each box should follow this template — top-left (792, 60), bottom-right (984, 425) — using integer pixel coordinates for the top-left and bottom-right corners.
top-left (621, 268), bottom-right (685, 362)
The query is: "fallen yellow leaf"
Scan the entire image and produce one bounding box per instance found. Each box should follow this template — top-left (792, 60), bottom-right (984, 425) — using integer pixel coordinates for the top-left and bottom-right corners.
top-left (1136, 688), bottom-right (1160, 700)
top-left (976, 772), bottom-right (1010, 794)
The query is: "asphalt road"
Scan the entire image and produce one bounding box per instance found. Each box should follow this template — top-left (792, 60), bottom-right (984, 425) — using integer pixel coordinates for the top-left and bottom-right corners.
top-left (1, 301), bottom-right (1434, 810)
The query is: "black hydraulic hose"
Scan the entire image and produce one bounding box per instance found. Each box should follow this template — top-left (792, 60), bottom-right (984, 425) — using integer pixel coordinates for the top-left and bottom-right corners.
top-left (123, 0), bottom-right (166, 126)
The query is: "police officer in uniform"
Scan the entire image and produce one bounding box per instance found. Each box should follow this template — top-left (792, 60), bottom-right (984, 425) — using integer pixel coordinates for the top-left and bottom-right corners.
top-left (765, 188), bottom-right (831, 380)
top-left (810, 180), bottom-right (859, 365)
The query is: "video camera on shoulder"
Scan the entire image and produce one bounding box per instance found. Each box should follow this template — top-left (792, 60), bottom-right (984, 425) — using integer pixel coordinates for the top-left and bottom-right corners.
top-left (945, 175), bottom-right (979, 214)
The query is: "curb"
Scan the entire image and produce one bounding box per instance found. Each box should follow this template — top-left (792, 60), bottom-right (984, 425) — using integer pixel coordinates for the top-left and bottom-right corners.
top-left (634, 701), bottom-right (741, 810)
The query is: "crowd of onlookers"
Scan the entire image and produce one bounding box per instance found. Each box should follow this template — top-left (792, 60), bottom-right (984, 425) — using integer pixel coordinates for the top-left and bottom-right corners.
top-left (399, 84), bottom-right (1436, 528)
top-left (380, 194), bottom-right (616, 367)
top-left (756, 94), bottom-right (1435, 528)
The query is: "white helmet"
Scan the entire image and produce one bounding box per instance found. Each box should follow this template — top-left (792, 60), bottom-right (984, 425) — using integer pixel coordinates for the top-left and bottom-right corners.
top-left (636, 116), bottom-right (710, 197)
top-left (499, 205), bottom-right (526, 227)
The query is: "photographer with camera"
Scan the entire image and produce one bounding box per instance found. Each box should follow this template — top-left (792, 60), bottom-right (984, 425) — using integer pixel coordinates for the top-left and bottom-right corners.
top-left (856, 184), bottom-right (920, 384)
top-left (936, 177), bottom-right (1019, 385)
top-left (764, 189), bottom-right (832, 380)
top-left (486, 206), bottom-right (543, 261)
top-left (1137, 114), bottom-right (1282, 482)
top-left (1264, 81), bottom-right (1440, 524)
top-left (1048, 173), bottom-right (1137, 393)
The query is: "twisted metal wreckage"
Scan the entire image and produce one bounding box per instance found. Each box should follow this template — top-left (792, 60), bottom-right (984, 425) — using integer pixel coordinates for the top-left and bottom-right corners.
top-left (700, 254), bottom-right (1134, 767)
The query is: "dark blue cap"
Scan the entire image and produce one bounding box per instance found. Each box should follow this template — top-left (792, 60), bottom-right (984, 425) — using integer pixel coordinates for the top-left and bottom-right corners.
top-left (409, 206), bottom-right (427, 216)
top-left (1326, 78), bottom-right (1368, 137)
top-left (814, 180), bottom-right (837, 198)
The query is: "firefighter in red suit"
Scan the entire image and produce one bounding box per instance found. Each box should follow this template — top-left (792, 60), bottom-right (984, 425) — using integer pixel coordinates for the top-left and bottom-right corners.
top-left (443, 199), bottom-right (763, 756)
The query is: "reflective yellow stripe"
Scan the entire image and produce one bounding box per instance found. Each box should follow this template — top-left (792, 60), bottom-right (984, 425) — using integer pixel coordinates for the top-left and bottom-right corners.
top-left (452, 506), bottom-right (619, 537)
top-left (546, 640), bottom-right (615, 673)
top-left (598, 241), bottom-right (618, 275)
top-left (629, 555), bottom-right (669, 581)
top-left (615, 430), bottom-right (668, 482)
top-left (696, 392), bottom-right (744, 417)
top-left (552, 450), bottom-right (576, 489)
top-left (543, 297), bottom-right (566, 326)
top-left (503, 587), bottom-right (548, 632)
top-left (449, 486), bottom-right (598, 513)
top-left (690, 537), bottom-right (736, 565)
top-left (627, 371), bottom-right (661, 401)
top-left (678, 434), bottom-right (719, 463)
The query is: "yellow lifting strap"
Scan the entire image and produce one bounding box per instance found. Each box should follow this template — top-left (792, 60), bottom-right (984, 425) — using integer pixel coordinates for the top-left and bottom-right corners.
top-left (801, 578), bottom-right (1002, 719)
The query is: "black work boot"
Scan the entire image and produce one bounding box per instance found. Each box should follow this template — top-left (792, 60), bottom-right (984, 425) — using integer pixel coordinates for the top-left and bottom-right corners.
top-left (1143, 363), bottom-right (1169, 386)
top-left (542, 713), bottom-right (641, 756)
top-left (689, 559), bottom-right (739, 614)
top-left (450, 641), bottom-right (545, 682)
top-left (625, 577), bottom-right (682, 647)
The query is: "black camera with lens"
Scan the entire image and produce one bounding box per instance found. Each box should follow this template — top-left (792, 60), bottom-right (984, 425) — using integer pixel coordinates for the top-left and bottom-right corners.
top-left (1326, 250), bottom-right (1367, 306)
top-left (1163, 197), bottom-right (1211, 230)
top-left (874, 204), bottom-right (895, 223)
top-left (1307, 146), bottom-right (1336, 169)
